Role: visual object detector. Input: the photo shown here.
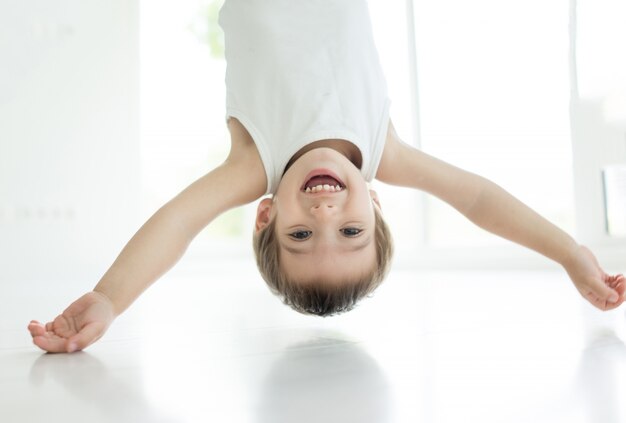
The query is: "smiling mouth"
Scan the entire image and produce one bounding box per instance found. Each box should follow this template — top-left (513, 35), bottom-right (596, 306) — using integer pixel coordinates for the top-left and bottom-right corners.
top-left (301, 170), bottom-right (346, 193)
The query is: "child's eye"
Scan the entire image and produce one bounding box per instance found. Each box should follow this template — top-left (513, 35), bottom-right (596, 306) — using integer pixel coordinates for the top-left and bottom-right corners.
top-left (289, 230), bottom-right (312, 240)
top-left (341, 227), bottom-right (362, 237)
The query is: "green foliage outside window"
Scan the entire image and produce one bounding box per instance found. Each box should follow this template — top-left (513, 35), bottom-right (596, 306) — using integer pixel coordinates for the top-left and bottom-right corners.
top-left (189, 0), bottom-right (225, 59)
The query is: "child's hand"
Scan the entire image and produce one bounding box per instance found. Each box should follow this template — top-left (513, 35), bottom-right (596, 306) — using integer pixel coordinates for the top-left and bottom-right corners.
top-left (28, 291), bottom-right (115, 353)
top-left (564, 245), bottom-right (625, 311)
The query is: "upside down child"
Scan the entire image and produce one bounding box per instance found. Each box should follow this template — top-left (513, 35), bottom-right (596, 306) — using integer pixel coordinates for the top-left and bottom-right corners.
top-left (29, 0), bottom-right (625, 353)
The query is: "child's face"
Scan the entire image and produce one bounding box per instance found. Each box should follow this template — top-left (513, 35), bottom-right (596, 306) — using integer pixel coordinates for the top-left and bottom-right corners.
top-left (255, 147), bottom-right (380, 284)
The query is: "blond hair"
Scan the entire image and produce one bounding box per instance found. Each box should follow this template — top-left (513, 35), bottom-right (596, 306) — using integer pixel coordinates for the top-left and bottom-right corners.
top-left (253, 206), bottom-right (393, 316)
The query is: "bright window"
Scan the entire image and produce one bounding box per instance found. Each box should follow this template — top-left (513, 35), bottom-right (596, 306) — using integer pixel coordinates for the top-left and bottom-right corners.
top-left (140, 0), bottom-right (248, 253)
top-left (413, 0), bottom-right (575, 248)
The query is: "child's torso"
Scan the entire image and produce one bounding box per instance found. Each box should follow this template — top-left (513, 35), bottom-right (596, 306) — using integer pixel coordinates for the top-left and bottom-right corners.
top-left (219, 0), bottom-right (390, 194)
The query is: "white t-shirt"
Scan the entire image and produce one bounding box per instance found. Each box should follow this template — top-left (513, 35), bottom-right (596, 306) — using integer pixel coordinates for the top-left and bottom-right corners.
top-left (219, 0), bottom-right (390, 194)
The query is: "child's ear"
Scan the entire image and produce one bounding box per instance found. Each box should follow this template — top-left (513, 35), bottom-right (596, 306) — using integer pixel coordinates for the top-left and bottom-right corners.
top-left (255, 198), bottom-right (274, 232)
top-left (369, 189), bottom-right (381, 210)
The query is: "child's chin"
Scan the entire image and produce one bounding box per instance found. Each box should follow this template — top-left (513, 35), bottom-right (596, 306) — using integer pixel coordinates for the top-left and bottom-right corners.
top-left (295, 147), bottom-right (343, 164)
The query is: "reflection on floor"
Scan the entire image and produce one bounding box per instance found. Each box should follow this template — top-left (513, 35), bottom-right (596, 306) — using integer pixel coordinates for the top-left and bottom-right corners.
top-left (2, 259), bottom-right (625, 422)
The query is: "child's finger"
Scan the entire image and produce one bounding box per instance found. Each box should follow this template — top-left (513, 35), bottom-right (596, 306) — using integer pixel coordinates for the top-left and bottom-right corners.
top-left (613, 281), bottom-right (625, 302)
top-left (27, 321), bottom-right (46, 337)
top-left (599, 281), bottom-right (620, 303)
top-left (583, 283), bottom-right (620, 311)
top-left (604, 274), bottom-right (625, 302)
top-left (609, 274), bottom-right (625, 290)
top-left (67, 321), bottom-right (105, 353)
top-left (31, 333), bottom-right (71, 354)
top-left (610, 276), bottom-right (625, 290)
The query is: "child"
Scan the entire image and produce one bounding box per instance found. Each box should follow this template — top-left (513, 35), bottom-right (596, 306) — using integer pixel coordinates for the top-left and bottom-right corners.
top-left (28, 0), bottom-right (624, 353)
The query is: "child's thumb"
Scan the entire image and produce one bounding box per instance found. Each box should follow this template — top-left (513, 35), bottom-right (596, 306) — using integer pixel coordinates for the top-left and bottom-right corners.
top-left (67, 322), bottom-right (106, 353)
top-left (608, 291), bottom-right (620, 303)
top-left (602, 287), bottom-right (620, 304)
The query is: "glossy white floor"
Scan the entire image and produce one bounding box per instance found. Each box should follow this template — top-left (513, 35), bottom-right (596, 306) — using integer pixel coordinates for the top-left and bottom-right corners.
top-left (2, 258), bottom-right (626, 423)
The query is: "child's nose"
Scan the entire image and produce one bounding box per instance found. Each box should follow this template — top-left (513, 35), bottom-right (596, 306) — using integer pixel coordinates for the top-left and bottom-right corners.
top-left (310, 203), bottom-right (337, 218)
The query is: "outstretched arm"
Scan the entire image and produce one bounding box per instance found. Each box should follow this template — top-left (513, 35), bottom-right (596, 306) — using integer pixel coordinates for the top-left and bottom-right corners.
top-left (92, 155), bottom-right (265, 316)
top-left (377, 122), bottom-right (625, 310)
top-left (29, 132), bottom-right (267, 352)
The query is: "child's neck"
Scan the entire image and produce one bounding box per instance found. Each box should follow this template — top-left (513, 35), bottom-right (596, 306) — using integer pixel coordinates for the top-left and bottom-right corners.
top-left (286, 139), bottom-right (363, 171)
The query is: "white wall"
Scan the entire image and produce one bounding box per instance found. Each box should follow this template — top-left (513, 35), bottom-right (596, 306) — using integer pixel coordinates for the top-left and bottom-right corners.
top-left (0, 0), bottom-right (140, 282)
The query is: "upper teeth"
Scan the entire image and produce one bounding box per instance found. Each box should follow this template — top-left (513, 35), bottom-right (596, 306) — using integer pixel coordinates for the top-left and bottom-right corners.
top-left (305, 184), bottom-right (343, 193)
